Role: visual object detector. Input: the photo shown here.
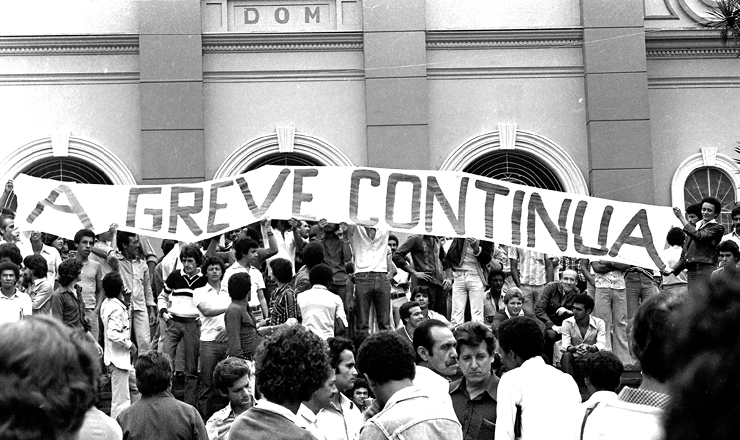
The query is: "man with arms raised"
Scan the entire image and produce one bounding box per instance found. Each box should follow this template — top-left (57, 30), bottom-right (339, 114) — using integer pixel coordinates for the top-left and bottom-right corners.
top-left (356, 331), bottom-right (462, 440)
top-left (495, 316), bottom-right (580, 440)
top-left (449, 322), bottom-right (500, 440)
top-left (316, 337), bottom-right (363, 440)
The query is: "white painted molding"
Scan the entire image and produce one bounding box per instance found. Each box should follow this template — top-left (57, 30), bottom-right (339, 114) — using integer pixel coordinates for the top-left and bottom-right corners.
top-left (0, 137), bottom-right (136, 185)
top-left (671, 151), bottom-right (740, 209)
top-left (497, 123), bottom-right (517, 150)
top-left (701, 147), bottom-right (718, 167)
top-left (213, 132), bottom-right (354, 178)
top-left (276, 125), bottom-right (296, 153)
top-left (439, 129), bottom-right (589, 195)
top-left (51, 129), bottom-right (70, 157)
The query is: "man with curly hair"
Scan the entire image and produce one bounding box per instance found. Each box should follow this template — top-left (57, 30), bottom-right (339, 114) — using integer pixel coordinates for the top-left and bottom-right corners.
top-left (356, 331), bottom-right (462, 440)
top-left (228, 326), bottom-right (331, 440)
top-left (50, 258), bottom-right (101, 352)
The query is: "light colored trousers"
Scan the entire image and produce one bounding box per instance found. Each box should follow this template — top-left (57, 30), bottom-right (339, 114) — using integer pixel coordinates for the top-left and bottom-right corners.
top-left (109, 365), bottom-right (140, 420)
top-left (451, 271), bottom-right (485, 326)
top-left (594, 287), bottom-right (632, 365)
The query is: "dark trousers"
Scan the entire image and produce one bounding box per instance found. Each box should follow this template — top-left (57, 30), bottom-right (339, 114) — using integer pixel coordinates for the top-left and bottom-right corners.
top-left (687, 263), bottom-right (716, 296)
top-left (543, 328), bottom-right (561, 365)
top-left (354, 272), bottom-right (391, 337)
top-left (329, 282), bottom-right (351, 337)
top-left (164, 319), bottom-right (200, 407)
top-left (197, 340), bottom-right (229, 420)
top-left (560, 351), bottom-right (586, 384)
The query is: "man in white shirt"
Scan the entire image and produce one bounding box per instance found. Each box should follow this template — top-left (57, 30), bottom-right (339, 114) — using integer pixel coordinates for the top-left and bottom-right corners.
top-left (221, 237), bottom-right (268, 322)
top-left (347, 225), bottom-right (392, 338)
top-left (298, 264), bottom-right (348, 340)
top-left (659, 227), bottom-right (687, 298)
top-left (297, 371), bottom-right (335, 440)
top-left (0, 261), bottom-right (31, 323)
top-left (412, 319), bottom-right (458, 417)
top-left (573, 351), bottom-right (623, 438)
top-left (721, 205), bottom-right (740, 247)
top-left (316, 337), bottom-right (363, 440)
top-left (74, 229), bottom-right (104, 344)
top-left (559, 294), bottom-right (606, 382)
top-left (495, 316), bottom-right (580, 440)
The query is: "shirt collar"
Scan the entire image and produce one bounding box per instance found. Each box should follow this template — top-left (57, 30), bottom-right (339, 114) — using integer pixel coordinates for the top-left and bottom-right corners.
top-left (617, 386), bottom-right (670, 410)
top-left (0, 289), bottom-right (19, 300)
top-left (504, 307), bottom-right (524, 319)
top-left (255, 398), bottom-right (299, 424)
top-left (449, 374), bottom-right (499, 400)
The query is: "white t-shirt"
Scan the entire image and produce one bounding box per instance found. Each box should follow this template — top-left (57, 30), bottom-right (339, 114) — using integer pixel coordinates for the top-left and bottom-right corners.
top-left (222, 262), bottom-right (265, 308)
top-left (193, 283), bottom-right (231, 342)
top-left (297, 285), bottom-right (347, 340)
top-left (0, 290), bottom-right (32, 324)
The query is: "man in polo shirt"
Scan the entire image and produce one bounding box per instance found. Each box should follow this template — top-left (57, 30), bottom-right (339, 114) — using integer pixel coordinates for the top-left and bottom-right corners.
top-left (298, 264), bottom-right (348, 340)
top-left (116, 231), bottom-right (156, 354)
top-left (0, 261), bottom-right (31, 323)
top-left (73, 228), bottom-right (104, 344)
top-left (221, 237), bottom-right (268, 322)
top-left (450, 322), bottom-right (499, 440)
top-left (158, 243), bottom-right (208, 407)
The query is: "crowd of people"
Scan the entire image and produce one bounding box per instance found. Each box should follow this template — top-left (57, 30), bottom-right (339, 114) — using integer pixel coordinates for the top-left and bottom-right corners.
top-left (0, 178), bottom-right (739, 440)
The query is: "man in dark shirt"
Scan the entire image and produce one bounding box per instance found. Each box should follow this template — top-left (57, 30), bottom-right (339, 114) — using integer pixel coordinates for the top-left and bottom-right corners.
top-left (393, 235), bottom-right (448, 318)
top-left (50, 258), bottom-right (101, 353)
top-left (449, 322), bottom-right (499, 440)
top-left (534, 269), bottom-right (579, 364)
top-left (117, 351), bottom-right (207, 440)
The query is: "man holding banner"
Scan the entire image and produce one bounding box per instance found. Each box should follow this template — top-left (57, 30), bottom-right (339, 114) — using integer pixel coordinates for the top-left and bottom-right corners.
top-left (393, 235), bottom-right (449, 320)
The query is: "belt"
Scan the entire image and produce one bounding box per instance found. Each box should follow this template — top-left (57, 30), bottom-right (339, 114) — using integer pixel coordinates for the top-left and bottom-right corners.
top-left (391, 292), bottom-right (407, 300)
top-left (170, 315), bottom-right (198, 323)
top-left (355, 271), bottom-right (385, 277)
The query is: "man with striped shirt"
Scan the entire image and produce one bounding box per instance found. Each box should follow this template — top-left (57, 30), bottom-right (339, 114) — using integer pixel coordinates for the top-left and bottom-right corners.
top-left (158, 244), bottom-right (208, 406)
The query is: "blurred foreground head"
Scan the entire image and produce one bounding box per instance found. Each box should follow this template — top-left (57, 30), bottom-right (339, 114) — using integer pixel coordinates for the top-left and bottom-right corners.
top-left (663, 277), bottom-right (740, 440)
top-left (0, 316), bottom-right (99, 440)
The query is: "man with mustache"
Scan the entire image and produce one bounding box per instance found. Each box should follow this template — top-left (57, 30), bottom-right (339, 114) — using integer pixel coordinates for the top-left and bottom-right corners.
top-left (412, 319), bottom-right (458, 417)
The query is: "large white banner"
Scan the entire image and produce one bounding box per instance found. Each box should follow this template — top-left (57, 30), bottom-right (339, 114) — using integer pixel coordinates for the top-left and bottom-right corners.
top-left (13, 166), bottom-right (681, 270)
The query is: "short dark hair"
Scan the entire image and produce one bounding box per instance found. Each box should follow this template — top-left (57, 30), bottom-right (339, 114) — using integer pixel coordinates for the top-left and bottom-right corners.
top-left (399, 301), bottom-right (420, 325)
top-left (732, 205), bottom-right (740, 219)
top-left (573, 293), bottom-right (595, 313)
top-left (487, 269), bottom-right (505, 285)
top-left (497, 316), bottom-right (544, 361)
top-left (0, 316), bottom-right (99, 440)
top-left (685, 203), bottom-right (702, 217)
top-left (666, 227), bottom-right (685, 247)
top-left (632, 292), bottom-right (683, 383)
top-left (584, 351), bottom-right (623, 392)
top-left (413, 319), bottom-right (449, 364)
top-left (411, 286), bottom-right (433, 308)
top-left (179, 244), bottom-right (203, 266)
top-left (701, 197), bottom-right (722, 217)
top-left (308, 264), bottom-right (333, 287)
top-left (73, 229), bottom-right (95, 245)
top-left (102, 272), bottom-right (124, 299)
top-left (135, 351), bottom-right (173, 396)
top-left (58, 259), bottom-right (83, 287)
top-left (214, 357), bottom-right (251, 394)
top-left (269, 258), bottom-right (293, 284)
top-left (388, 235), bottom-right (399, 245)
top-left (228, 272), bottom-right (251, 301)
top-left (202, 256), bottom-right (226, 278)
top-left (116, 231), bottom-right (136, 253)
top-left (327, 337), bottom-right (355, 372)
top-left (0, 243), bottom-right (22, 266)
top-left (234, 238), bottom-right (259, 261)
top-left (718, 240), bottom-right (740, 259)
top-left (302, 242), bottom-right (325, 269)
top-left (357, 331), bottom-right (416, 385)
top-left (255, 326), bottom-right (330, 405)
top-left (23, 254), bottom-right (47, 279)
top-left (454, 321), bottom-right (495, 356)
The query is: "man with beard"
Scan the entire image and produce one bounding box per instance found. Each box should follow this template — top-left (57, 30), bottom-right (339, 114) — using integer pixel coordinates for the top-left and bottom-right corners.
top-left (317, 337), bottom-right (363, 440)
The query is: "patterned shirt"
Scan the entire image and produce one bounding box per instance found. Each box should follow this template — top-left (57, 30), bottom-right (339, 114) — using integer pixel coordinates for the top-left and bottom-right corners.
top-left (617, 387), bottom-right (670, 410)
top-left (206, 401), bottom-right (252, 440)
top-left (508, 248), bottom-right (549, 285)
top-left (593, 269), bottom-right (626, 290)
top-left (269, 283), bottom-right (301, 325)
top-left (159, 268), bottom-right (207, 318)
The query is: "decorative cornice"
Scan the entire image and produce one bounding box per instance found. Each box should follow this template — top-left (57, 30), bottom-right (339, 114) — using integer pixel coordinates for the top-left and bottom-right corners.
top-left (648, 76), bottom-right (740, 88)
top-left (426, 28), bottom-right (583, 50)
top-left (203, 69), bottom-right (363, 82)
top-left (427, 66), bottom-right (583, 80)
top-left (0, 72), bottom-right (139, 85)
top-left (0, 35), bottom-right (139, 55)
top-left (645, 28), bottom-right (740, 58)
top-left (202, 32), bottom-right (363, 53)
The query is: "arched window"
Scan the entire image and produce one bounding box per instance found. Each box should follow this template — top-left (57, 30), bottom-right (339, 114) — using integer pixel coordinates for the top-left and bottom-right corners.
top-left (245, 152), bottom-right (323, 172)
top-left (463, 150), bottom-right (564, 191)
top-left (683, 167), bottom-right (736, 231)
top-left (21, 157), bottom-right (113, 185)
